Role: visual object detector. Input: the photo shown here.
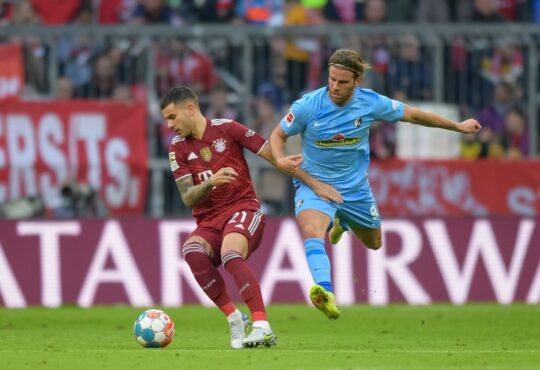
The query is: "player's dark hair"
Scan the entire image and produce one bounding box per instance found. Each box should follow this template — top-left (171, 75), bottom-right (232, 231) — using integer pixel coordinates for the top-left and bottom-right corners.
top-left (328, 49), bottom-right (371, 79)
top-left (160, 86), bottom-right (199, 110)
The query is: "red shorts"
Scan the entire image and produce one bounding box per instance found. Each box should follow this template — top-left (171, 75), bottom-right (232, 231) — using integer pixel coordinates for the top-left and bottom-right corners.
top-left (188, 207), bottom-right (266, 266)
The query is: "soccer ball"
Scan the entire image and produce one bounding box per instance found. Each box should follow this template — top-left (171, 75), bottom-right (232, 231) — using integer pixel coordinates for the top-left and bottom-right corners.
top-left (134, 309), bottom-right (175, 348)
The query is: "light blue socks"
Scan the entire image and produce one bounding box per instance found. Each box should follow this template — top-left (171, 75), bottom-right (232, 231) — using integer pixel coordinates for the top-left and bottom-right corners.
top-left (304, 238), bottom-right (333, 293)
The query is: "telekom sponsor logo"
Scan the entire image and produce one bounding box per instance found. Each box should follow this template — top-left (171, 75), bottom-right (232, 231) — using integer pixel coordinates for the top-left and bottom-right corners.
top-left (0, 218), bottom-right (538, 308)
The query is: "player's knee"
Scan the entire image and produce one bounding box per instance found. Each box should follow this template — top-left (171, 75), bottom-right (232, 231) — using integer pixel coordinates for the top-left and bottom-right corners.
top-left (353, 229), bottom-right (382, 250)
top-left (300, 223), bottom-right (326, 239)
top-left (365, 238), bottom-right (382, 250)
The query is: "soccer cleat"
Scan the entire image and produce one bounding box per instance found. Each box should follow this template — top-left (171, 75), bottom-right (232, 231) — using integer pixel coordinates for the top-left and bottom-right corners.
top-left (242, 326), bottom-right (278, 348)
top-left (229, 311), bottom-right (250, 349)
top-left (309, 284), bottom-right (341, 320)
top-left (329, 217), bottom-right (345, 245)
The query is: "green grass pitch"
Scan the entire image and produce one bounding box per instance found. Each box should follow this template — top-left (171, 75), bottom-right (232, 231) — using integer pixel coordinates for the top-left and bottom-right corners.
top-left (1, 304), bottom-right (539, 369)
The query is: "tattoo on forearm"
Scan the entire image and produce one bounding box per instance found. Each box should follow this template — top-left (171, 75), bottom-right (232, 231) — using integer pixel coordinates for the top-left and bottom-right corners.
top-left (177, 177), bottom-right (213, 207)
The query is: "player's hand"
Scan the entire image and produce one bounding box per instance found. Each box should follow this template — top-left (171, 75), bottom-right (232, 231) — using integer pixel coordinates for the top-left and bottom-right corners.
top-left (458, 119), bottom-right (482, 134)
top-left (309, 180), bottom-right (343, 204)
top-left (211, 167), bottom-right (238, 187)
top-left (276, 154), bottom-right (303, 175)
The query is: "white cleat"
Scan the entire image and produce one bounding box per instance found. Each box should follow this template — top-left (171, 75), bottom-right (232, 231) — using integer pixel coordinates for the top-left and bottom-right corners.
top-left (229, 311), bottom-right (250, 349)
top-left (242, 326), bottom-right (277, 348)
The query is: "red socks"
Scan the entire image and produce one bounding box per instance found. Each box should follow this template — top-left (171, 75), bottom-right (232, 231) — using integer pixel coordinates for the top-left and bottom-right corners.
top-left (182, 242), bottom-right (267, 321)
top-left (182, 242), bottom-right (235, 316)
top-left (222, 251), bottom-right (267, 322)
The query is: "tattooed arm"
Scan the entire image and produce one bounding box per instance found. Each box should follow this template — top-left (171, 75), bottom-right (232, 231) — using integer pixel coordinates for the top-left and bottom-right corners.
top-left (176, 167), bottom-right (238, 208)
top-left (176, 175), bottom-right (213, 208)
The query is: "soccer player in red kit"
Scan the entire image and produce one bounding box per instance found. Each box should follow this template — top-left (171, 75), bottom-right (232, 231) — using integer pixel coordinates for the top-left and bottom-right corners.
top-left (161, 86), bottom-right (343, 348)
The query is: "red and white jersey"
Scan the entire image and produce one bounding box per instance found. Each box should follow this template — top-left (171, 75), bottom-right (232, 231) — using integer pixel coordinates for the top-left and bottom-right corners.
top-left (168, 118), bottom-right (267, 223)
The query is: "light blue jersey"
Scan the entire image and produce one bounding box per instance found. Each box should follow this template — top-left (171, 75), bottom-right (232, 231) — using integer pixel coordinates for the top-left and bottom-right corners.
top-left (280, 86), bottom-right (404, 200)
top-left (281, 85), bottom-right (405, 297)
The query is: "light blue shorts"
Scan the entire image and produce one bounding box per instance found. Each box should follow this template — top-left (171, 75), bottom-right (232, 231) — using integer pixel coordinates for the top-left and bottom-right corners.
top-left (294, 183), bottom-right (381, 230)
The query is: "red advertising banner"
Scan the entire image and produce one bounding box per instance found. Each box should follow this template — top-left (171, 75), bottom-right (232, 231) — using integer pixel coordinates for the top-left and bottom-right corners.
top-left (370, 160), bottom-right (540, 217)
top-left (0, 217), bottom-right (538, 308)
top-left (0, 43), bottom-right (24, 99)
top-left (0, 101), bottom-right (148, 215)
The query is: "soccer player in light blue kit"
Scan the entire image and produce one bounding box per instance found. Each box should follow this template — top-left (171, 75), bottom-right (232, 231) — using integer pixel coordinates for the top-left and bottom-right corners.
top-left (270, 49), bottom-right (482, 319)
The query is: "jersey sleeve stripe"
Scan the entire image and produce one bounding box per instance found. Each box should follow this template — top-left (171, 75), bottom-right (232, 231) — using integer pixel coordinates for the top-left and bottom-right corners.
top-left (255, 140), bottom-right (268, 155)
top-left (175, 173), bottom-right (191, 182)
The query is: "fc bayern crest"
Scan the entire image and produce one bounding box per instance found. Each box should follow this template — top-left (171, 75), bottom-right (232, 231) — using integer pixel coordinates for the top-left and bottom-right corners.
top-left (213, 138), bottom-right (227, 153)
top-left (354, 117), bottom-right (362, 127)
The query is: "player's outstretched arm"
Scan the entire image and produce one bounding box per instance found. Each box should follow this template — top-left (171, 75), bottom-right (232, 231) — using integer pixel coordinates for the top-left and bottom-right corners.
top-left (259, 143), bottom-right (343, 204)
top-left (402, 106), bottom-right (482, 134)
top-left (269, 125), bottom-right (301, 174)
top-left (176, 167), bottom-right (237, 208)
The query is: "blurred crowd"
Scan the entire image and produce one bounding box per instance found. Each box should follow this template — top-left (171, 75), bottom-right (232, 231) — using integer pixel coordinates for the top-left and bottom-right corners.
top-left (0, 0), bottom-right (536, 26)
top-left (0, 0), bottom-right (538, 216)
top-left (0, 0), bottom-right (535, 161)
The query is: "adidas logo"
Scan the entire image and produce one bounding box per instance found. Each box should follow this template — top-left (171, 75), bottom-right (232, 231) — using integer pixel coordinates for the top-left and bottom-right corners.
top-left (188, 152), bottom-right (198, 160)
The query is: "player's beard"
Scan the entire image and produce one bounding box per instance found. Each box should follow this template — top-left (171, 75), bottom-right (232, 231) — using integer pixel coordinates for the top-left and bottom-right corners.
top-left (329, 90), bottom-right (339, 100)
top-left (330, 90), bottom-right (352, 105)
